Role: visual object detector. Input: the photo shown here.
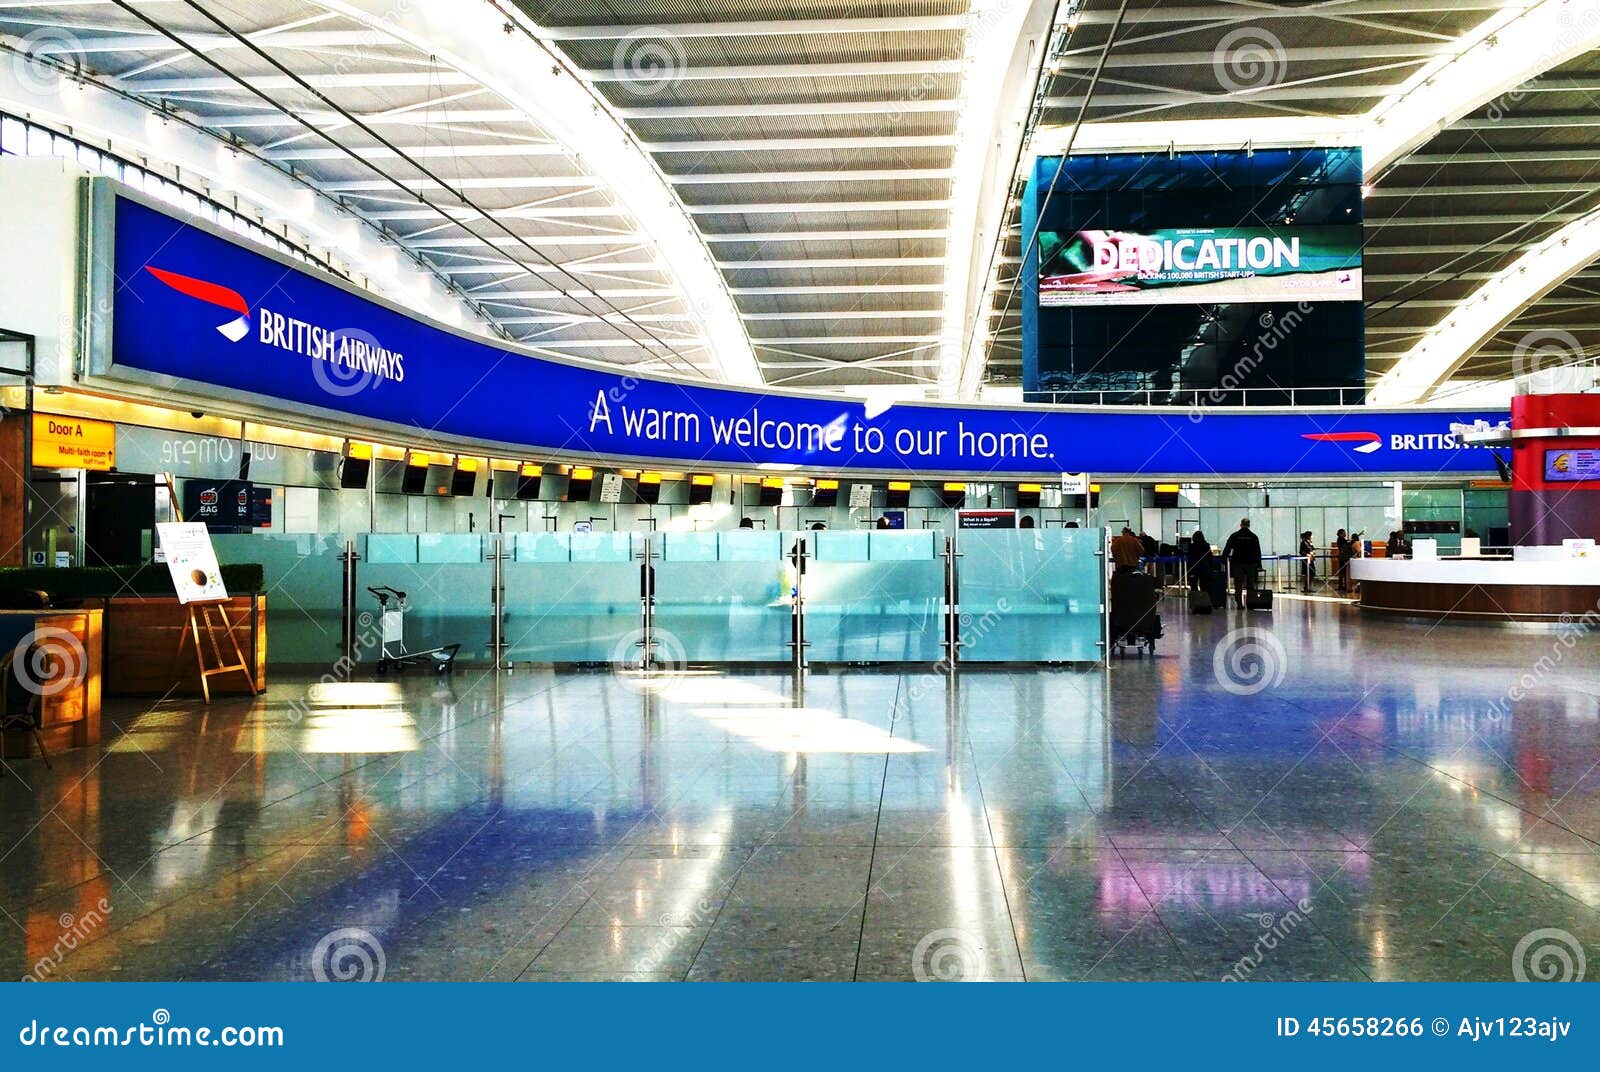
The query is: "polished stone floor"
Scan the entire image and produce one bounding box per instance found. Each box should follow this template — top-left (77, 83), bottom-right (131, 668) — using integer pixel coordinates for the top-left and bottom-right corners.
top-left (3, 596), bottom-right (1599, 982)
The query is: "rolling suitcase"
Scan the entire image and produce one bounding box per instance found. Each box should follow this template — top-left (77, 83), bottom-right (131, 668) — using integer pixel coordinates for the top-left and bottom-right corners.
top-left (1206, 570), bottom-right (1228, 609)
top-left (1111, 571), bottom-right (1162, 655)
top-left (1248, 569), bottom-right (1273, 614)
top-left (1189, 589), bottom-right (1213, 614)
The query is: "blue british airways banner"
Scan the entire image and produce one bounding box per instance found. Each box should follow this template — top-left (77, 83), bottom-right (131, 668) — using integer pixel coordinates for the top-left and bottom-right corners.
top-left (89, 183), bottom-right (1504, 479)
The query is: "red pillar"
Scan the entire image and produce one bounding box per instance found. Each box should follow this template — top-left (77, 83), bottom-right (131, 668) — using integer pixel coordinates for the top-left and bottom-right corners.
top-left (1510, 393), bottom-right (1600, 545)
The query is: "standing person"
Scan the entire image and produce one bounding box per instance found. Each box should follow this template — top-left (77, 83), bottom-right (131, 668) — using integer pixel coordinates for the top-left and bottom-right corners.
top-left (1298, 530), bottom-right (1317, 591)
top-left (1221, 518), bottom-right (1263, 609)
top-left (1334, 529), bottom-right (1354, 592)
top-left (1186, 530), bottom-right (1214, 592)
top-left (1111, 526), bottom-right (1143, 574)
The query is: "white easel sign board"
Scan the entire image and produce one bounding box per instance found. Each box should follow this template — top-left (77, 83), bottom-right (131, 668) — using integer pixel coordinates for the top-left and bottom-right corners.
top-left (156, 522), bottom-right (230, 604)
top-left (848, 483), bottom-right (873, 509)
top-left (599, 472), bottom-right (624, 504)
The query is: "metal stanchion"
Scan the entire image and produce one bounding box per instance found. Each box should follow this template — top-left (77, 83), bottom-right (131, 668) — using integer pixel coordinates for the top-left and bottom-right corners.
top-left (790, 535), bottom-right (809, 672)
top-left (489, 532), bottom-right (506, 672)
top-left (339, 538), bottom-right (359, 665)
top-left (941, 534), bottom-right (961, 668)
top-left (639, 533), bottom-right (655, 671)
top-left (1100, 528), bottom-right (1111, 667)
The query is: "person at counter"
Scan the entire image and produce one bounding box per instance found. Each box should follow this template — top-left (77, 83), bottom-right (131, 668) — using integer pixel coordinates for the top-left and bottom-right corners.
top-left (1299, 530), bottom-right (1317, 590)
top-left (1111, 527), bottom-right (1144, 574)
top-left (1387, 529), bottom-right (1408, 558)
top-left (1221, 518), bottom-right (1262, 609)
top-left (1335, 529), bottom-right (1354, 592)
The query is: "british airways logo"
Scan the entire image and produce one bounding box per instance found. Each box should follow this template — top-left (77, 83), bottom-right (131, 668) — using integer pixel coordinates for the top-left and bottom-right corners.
top-left (1302, 431), bottom-right (1382, 454)
top-left (145, 266), bottom-right (252, 341)
top-left (144, 265), bottom-right (404, 385)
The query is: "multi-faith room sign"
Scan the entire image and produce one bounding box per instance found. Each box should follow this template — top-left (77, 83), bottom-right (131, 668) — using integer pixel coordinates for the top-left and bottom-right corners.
top-left (83, 180), bottom-right (1503, 479)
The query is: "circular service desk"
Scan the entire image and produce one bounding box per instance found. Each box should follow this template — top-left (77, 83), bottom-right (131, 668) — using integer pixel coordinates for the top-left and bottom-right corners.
top-left (1352, 556), bottom-right (1600, 623)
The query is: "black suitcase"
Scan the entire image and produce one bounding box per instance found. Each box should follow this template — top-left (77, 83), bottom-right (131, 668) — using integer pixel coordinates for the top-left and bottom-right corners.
top-left (1111, 571), bottom-right (1162, 654)
top-left (1189, 590), bottom-right (1213, 614)
top-left (1206, 570), bottom-right (1228, 608)
top-left (1247, 588), bottom-right (1274, 610)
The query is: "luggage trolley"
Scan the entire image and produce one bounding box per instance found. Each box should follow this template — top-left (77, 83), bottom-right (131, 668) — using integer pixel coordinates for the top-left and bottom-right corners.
top-left (367, 586), bottom-right (460, 674)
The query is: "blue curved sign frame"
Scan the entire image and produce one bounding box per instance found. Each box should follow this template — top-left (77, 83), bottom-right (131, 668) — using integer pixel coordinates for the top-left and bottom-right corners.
top-left (85, 181), bottom-right (1504, 480)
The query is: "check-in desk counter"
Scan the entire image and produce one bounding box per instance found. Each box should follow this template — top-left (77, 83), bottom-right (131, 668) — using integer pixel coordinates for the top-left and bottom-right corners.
top-left (1352, 555), bottom-right (1600, 622)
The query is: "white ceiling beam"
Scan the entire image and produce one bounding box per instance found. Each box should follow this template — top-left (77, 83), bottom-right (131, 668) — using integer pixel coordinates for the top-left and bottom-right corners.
top-left (320, 176), bottom-right (595, 192)
top-left (686, 200), bottom-right (950, 215)
top-left (703, 229), bottom-right (945, 242)
top-left (586, 60), bottom-right (964, 82)
top-left (122, 72), bottom-right (479, 93)
top-left (645, 134), bottom-right (958, 153)
top-left (1365, 0), bottom-right (1600, 175)
top-left (541, 17), bottom-right (967, 40)
top-left (742, 310), bottom-right (940, 320)
top-left (667, 168), bottom-right (952, 185)
top-left (1068, 0), bottom-right (1502, 22)
top-left (34, 29), bottom-right (395, 56)
top-left (263, 143), bottom-right (568, 161)
top-left (750, 336), bottom-right (942, 346)
top-left (615, 99), bottom-right (956, 119)
top-left (1053, 44), bottom-right (1439, 70)
top-left (208, 108), bottom-right (528, 128)
top-left (719, 257), bottom-right (945, 269)
top-left (1371, 206), bottom-right (1600, 403)
top-left (730, 283), bottom-right (941, 295)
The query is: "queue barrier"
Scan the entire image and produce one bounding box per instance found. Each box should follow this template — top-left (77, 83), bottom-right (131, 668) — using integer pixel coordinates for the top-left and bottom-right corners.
top-left (211, 529), bottom-right (1111, 670)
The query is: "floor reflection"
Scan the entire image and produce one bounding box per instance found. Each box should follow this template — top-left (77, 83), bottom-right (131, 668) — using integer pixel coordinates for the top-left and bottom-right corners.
top-left (1, 597), bottom-right (1598, 980)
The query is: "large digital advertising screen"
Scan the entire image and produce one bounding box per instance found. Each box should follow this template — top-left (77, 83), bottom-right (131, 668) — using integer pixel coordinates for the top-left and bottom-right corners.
top-left (1038, 225), bottom-right (1361, 307)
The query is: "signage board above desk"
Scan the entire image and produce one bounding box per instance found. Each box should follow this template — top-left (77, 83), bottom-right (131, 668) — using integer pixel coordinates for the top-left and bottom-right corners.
top-left (85, 180), bottom-right (1505, 481)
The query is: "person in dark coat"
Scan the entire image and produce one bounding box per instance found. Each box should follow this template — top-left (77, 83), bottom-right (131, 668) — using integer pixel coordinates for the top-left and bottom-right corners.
top-left (1334, 528), bottom-right (1354, 592)
top-left (1299, 530), bottom-right (1317, 591)
top-left (1186, 530), bottom-right (1214, 592)
top-left (1221, 518), bottom-right (1263, 608)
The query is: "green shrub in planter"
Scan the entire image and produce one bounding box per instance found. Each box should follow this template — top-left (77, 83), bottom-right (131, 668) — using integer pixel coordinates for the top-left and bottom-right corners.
top-left (0, 564), bottom-right (264, 600)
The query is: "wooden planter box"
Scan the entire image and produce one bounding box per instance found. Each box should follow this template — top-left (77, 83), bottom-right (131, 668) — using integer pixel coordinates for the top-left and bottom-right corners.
top-left (100, 595), bottom-right (267, 696)
top-left (0, 608), bottom-right (102, 758)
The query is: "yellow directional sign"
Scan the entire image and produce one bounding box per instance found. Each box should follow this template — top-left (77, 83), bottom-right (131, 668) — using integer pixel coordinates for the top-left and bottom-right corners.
top-left (33, 413), bottom-right (116, 470)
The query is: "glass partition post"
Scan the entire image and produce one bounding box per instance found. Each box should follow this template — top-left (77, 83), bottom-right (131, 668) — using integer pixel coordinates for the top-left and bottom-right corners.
top-left (791, 535), bottom-right (808, 672)
top-left (639, 534), bottom-right (655, 671)
top-left (340, 537), bottom-right (358, 666)
top-left (489, 532), bottom-right (506, 672)
top-left (942, 534), bottom-right (959, 668)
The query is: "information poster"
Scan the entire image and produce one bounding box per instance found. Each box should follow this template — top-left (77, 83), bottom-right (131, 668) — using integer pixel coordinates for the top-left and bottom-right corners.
top-left (156, 521), bottom-right (229, 604)
top-left (599, 472), bottom-right (624, 503)
top-left (848, 483), bottom-right (873, 509)
top-left (958, 510), bottom-right (1018, 530)
top-left (1545, 448), bottom-right (1600, 482)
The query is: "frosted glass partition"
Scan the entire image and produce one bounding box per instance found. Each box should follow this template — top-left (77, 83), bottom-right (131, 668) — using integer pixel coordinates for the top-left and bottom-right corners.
top-left (503, 532), bottom-right (641, 664)
top-left (358, 533), bottom-right (494, 663)
top-left (212, 533), bottom-right (346, 665)
top-left (654, 530), bottom-right (792, 662)
top-left (958, 529), bottom-right (1105, 663)
top-left (806, 529), bottom-right (943, 663)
